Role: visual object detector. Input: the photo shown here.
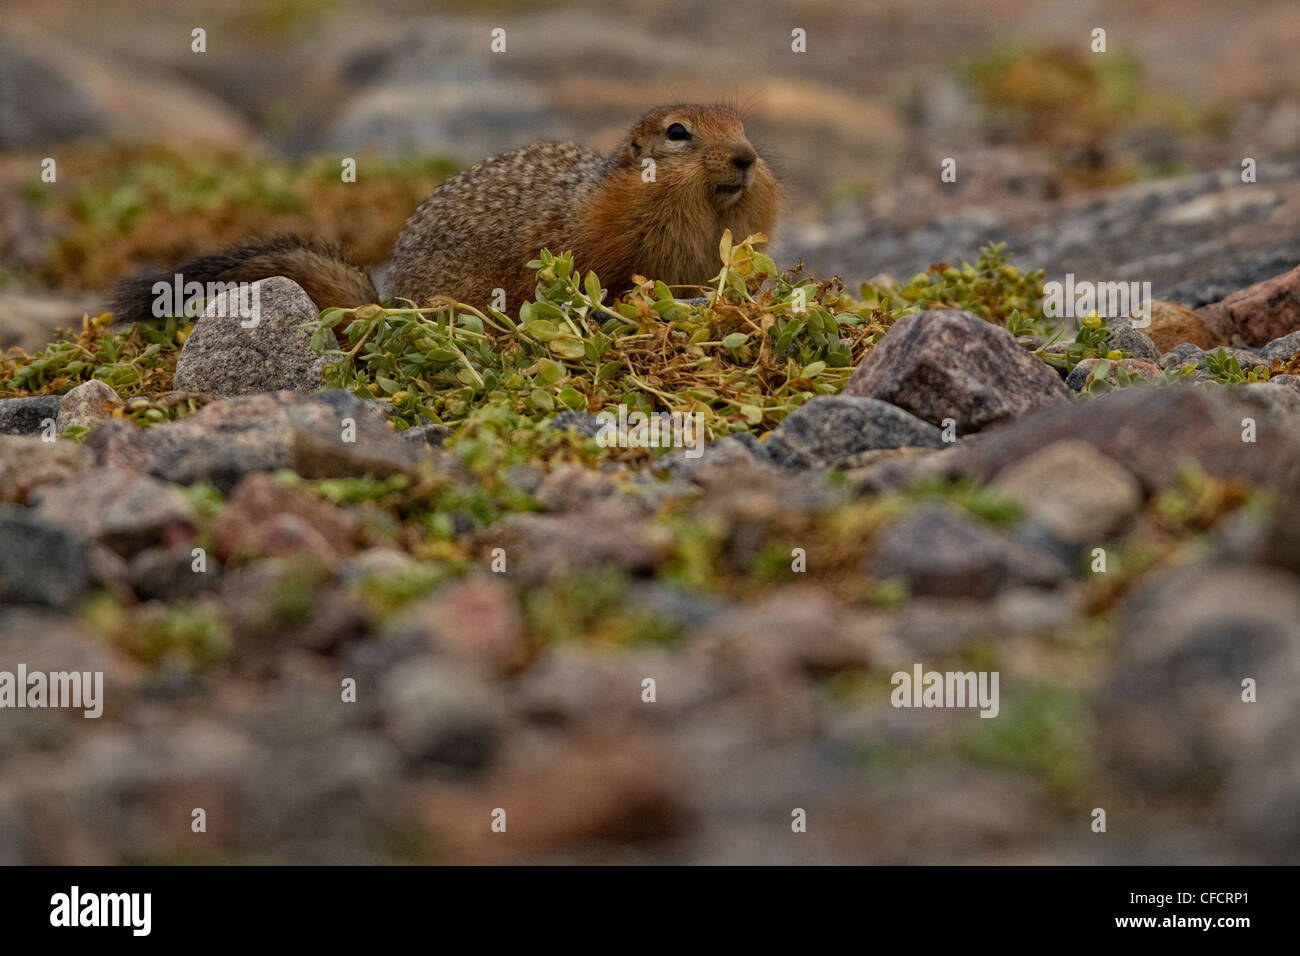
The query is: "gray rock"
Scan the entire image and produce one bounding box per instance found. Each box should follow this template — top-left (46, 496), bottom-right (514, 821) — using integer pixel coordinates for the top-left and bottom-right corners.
top-left (844, 310), bottom-right (1070, 434)
top-left (398, 422), bottom-right (451, 446)
top-left (0, 30), bottom-right (104, 146)
top-left (1099, 563), bottom-right (1300, 795)
top-left (1106, 314), bottom-right (1160, 362)
top-left (763, 395), bottom-right (949, 469)
top-left (0, 24), bottom-right (253, 151)
top-left (379, 658), bottom-right (505, 770)
top-left (0, 435), bottom-right (91, 499)
top-left (1158, 342), bottom-right (1205, 368)
top-left (1258, 330), bottom-right (1300, 363)
top-left (662, 433), bottom-right (771, 481)
top-left (85, 390), bottom-right (426, 492)
top-left (941, 386), bottom-right (1300, 492)
top-left (547, 411), bottom-right (602, 438)
top-left (1238, 381), bottom-right (1300, 416)
top-left (991, 439), bottom-right (1144, 545)
top-left (55, 380), bottom-right (122, 435)
top-left (0, 507), bottom-right (91, 606)
top-left (868, 504), bottom-right (1071, 598)
top-left (485, 503), bottom-right (662, 585)
top-left (29, 466), bottom-right (194, 556)
top-left (127, 542), bottom-right (220, 601)
top-left (172, 277), bottom-right (338, 396)
top-left (0, 395), bottom-right (61, 436)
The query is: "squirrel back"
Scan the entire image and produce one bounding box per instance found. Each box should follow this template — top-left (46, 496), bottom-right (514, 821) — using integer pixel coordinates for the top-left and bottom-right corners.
top-left (390, 103), bottom-right (781, 309)
top-left (108, 104), bottom-right (780, 320)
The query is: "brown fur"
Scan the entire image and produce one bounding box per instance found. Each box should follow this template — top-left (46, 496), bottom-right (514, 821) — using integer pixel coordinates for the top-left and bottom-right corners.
top-left (389, 104), bottom-right (781, 308)
top-left (107, 237), bottom-right (377, 323)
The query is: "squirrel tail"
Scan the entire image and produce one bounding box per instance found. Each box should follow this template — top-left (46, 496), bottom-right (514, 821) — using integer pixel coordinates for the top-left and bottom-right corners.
top-left (107, 236), bottom-right (379, 322)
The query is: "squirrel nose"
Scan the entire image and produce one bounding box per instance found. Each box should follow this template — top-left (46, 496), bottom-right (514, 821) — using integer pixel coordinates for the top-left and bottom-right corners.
top-left (731, 148), bottom-right (757, 170)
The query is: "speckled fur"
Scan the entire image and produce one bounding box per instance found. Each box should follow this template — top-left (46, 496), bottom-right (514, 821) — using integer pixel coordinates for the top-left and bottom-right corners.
top-left (389, 104), bottom-right (781, 309)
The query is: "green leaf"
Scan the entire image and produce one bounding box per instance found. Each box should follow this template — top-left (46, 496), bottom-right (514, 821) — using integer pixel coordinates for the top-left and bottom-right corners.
top-left (524, 318), bottom-right (562, 342)
top-left (548, 336), bottom-right (586, 360)
top-left (535, 358), bottom-right (566, 387)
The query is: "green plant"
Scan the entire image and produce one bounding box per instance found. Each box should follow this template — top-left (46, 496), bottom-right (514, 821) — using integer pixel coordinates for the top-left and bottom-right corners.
top-left (308, 232), bottom-right (892, 440)
top-left (1203, 347), bottom-right (1269, 385)
top-left (1, 313), bottom-right (189, 398)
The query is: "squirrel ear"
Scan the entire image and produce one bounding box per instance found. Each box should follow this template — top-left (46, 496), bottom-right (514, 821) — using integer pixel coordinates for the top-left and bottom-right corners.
top-left (620, 139), bottom-right (642, 166)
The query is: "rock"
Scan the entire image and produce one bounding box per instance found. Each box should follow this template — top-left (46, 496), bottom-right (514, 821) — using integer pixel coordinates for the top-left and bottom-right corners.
top-left (1259, 466), bottom-right (1300, 575)
top-left (1099, 563), bottom-right (1300, 794)
top-left (868, 505), bottom-right (1070, 598)
top-left (29, 466), bottom-right (194, 556)
top-left (314, 29), bottom-right (572, 161)
top-left (413, 732), bottom-right (681, 860)
top-left (0, 435), bottom-right (91, 501)
top-left (546, 411), bottom-right (603, 438)
top-left (214, 472), bottom-right (358, 562)
top-left (230, 514), bottom-right (341, 565)
top-left (991, 440), bottom-right (1144, 545)
top-left (387, 576), bottom-right (524, 673)
top-left (15, 719), bottom-right (262, 863)
top-left (127, 542), bottom-right (220, 601)
top-left (531, 464), bottom-right (622, 512)
top-left (85, 390), bottom-right (425, 492)
top-left (0, 608), bottom-right (138, 697)
top-left (843, 310), bottom-right (1070, 434)
top-left (1259, 330), bottom-right (1300, 363)
top-left (1105, 314), bottom-right (1160, 362)
top-left (661, 433), bottom-right (772, 482)
top-left (483, 502), bottom-right (664, 584)
top-left (55, 380), bottom-right (123, 435)
top-left (0, 22), bottom-right (254, 150)
top-left (762, 395), bottom-right (950, 469)
top-left (0, 395), bottom-right (61, 436)
top-left (172, 277), bottom-right (338, 396)
top-left (1158, 342), bottom-right (1205, 369)
top-left (689, 585), bottom-right (882, 679)
top-left (1237, 382), bottom-right (1300, 416)
top-left (1269, 373), bottom-right (1300, 393)
top-left (1144, 299), bottom-right (1233, 352)
top-left (942, 386), bottom-right (1300, 492)
top-left (398, 423), bottom-right (451, 447)
top-left (0, 507), bottom-right (91, 606)
top-left (1196, 263), bottom-right (1300, 347)
top-left (379, 658), bottom-right (506, 770)
top-left (1064, 357), bottom-right (1162, 392)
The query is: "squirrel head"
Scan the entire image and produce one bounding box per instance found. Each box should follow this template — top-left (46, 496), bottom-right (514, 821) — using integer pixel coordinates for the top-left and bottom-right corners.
top-left (616, 104), bottom-right (779, 217)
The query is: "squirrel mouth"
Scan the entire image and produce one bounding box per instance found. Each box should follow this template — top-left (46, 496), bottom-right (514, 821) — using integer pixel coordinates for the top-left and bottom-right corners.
top-left (714, 183), bottom-right (747, 202)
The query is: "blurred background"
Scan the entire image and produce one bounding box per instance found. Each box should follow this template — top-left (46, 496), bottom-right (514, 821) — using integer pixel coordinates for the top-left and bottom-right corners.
top-left (2, 0), bottom-right (1299, 341)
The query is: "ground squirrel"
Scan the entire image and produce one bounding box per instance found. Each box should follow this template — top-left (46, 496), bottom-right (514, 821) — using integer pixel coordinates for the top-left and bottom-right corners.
top-left (109, 104), bottom-right (780, 320)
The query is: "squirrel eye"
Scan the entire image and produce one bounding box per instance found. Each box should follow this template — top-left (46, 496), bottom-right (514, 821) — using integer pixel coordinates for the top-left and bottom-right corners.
top-left (665, 122), bottom-right (691, 141)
